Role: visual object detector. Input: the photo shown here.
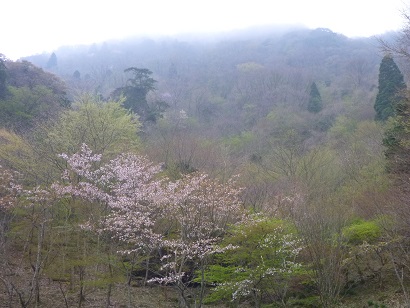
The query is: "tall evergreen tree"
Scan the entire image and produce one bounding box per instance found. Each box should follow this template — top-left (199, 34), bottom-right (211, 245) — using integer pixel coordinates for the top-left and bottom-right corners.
top-left (0, 54), bottom-right (7, 99)
top-left (374, 54), bottom-right (406, 121)
top-left (112, 67), bottom-right (168, 123)
top-left (307, 82), bottom-right (323, 113)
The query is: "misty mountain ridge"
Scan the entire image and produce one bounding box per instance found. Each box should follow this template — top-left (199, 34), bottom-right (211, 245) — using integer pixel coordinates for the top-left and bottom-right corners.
top-left (23, 25), bottom-right (391, 73)
top-left (19, 25), bottom-right (392, 144)
top-left (22, 25), bottom-right (392, 96)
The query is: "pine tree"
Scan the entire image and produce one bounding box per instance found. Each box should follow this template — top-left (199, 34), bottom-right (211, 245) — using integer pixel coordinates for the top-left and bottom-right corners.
top-left (112, 67), bottom-right (168, 123)
top-left (307, 82), bottom-right (323, 113)
top-left (374, 55), bottom-right (406, 121)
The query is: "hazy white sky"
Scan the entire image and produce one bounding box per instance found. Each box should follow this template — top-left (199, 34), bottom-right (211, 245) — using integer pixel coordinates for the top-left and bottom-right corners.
top-left (1, 0), bottom-right (407, 60)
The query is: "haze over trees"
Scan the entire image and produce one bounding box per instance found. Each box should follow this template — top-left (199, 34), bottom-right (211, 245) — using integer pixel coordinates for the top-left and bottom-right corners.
top-left (2, 22), bottom-right (410, 307)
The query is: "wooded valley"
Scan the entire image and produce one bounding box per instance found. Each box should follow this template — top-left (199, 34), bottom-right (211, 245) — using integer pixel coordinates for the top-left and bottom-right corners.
top-left (1, 23), bottom-right (410, 307)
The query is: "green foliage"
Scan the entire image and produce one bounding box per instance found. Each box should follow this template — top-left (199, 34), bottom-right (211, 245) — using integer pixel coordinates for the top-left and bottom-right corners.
top-left (40, 97), bottom-right (140, 155)
top-left (26, 97), bottom-right (141, 182)
top-left (1, 28), bottom-right (406, 307)
top-left (0, 128), bottom-right (37, 182)
top-left (287, 295), bottom-right (321, 307)
top-left (201, 218), bottom-right (304, 306)
top-left (0, 85), bottom-right (63, 131)
top-left (342, 219), bottom-right (382, 245)
top-left (6, 60), bottom-right (67, 98)
top-left (329, 116), bottom-right (358, 141)
top-left (307, 82), bottom-right (323, 113)
top-left (328, 119), bottom-right (387, 201)
top-left (223, 131), bottom-right (255, 154)
top-left (0, 59), bottom-right (69, 132)
top-left (264, 109), bottom-right (311, 147)
top-left (297, 147), bottom-right (342, 197)
top-left (7, 190), bottom-right (126, 304)
top-left (367, 300), bottom-right (387, 308)
top-left (374, 55), bottom-right (406, 121)
top-left (383, 116), bottom-right (402, 150)
top-left (382, 99), bottom-right (410, 176)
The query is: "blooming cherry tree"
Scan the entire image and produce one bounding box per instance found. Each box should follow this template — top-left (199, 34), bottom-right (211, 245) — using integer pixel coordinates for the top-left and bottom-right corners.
top-left (53, 144), bottom-right (246, 307)
top-left (54, 144), bottom-right (166, 252)
top-left (150, 173), bottom-right (245, 306)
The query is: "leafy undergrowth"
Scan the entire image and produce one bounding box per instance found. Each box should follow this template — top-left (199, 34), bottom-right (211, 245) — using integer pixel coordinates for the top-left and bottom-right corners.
top-left (335, 276), bottom-right (408, 308)
top-left (0, 263), bottom-right (226, 308)
top-left (1, 247), bottom-right (409, 308)
top-left (0, 276), bottom-right (409, 307)
top-left (0, 281), bottom-right (176, 307)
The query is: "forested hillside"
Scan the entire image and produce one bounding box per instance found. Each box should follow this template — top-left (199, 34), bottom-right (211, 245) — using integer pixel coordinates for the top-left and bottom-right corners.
top-left (1, 25), bottom-right (410, 307)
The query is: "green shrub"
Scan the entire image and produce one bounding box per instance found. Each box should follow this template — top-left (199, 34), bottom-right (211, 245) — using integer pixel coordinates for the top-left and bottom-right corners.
top-left (342, 219), bottom-right (382, 244)
top-left (199, 218), bottom-right (305, 306)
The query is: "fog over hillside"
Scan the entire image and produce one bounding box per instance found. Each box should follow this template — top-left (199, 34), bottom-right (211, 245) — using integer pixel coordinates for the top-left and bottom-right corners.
top-left (3, 16), bottom-right (410, 306)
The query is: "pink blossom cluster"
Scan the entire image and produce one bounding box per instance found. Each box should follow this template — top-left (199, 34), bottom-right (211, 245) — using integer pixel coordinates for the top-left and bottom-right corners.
top-left (53, 145), bottom-right (246, 284)
top-left (0, 165), bottom-right (22, 209)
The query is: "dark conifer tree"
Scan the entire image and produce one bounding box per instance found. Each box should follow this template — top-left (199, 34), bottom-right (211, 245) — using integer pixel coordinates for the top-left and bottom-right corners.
top-left (374, 55), bottom-right (406, 121)
top-left (307, 82), bottom-right (323, 113)
top-left (112, 67), bottom-right (168, 123)
top-left (46, 52), bottom-right (58, 68)
top-left (0, 54), bottom-right (7, 99)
